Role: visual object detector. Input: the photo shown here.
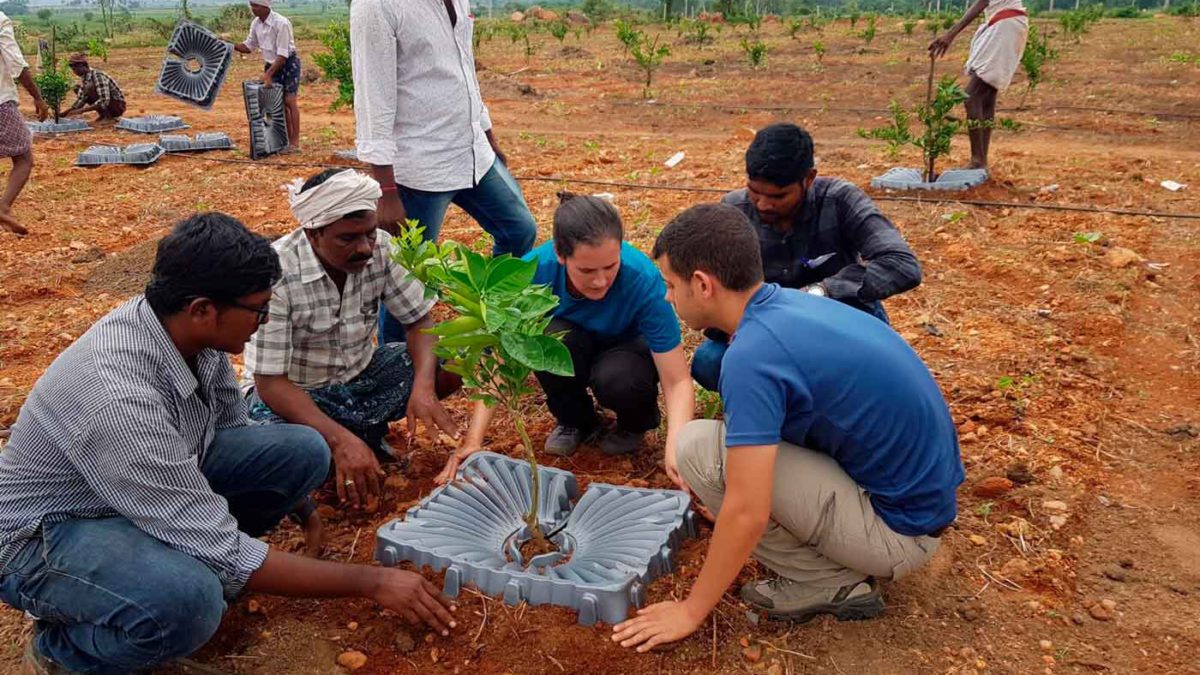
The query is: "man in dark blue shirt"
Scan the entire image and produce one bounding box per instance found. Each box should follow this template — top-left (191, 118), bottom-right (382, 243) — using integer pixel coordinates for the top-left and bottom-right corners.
top-left (692, 123), bottom-right (922, 391)
top-left (612, 203), bottom-right (962, 652)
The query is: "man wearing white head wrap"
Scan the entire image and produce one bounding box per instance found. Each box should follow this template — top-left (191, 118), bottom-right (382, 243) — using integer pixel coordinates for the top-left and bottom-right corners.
top-left (235, 0), bottom-right (301, 152)
top-left (244, 169), bottom-right (462, 509)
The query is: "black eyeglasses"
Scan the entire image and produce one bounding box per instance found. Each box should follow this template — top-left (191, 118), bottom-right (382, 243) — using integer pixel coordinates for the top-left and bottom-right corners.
top-left (228, 301), bottom-right (271, 325)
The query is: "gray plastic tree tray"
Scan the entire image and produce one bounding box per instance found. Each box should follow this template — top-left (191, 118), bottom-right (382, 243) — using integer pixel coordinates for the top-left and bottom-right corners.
top-left (375, 452), bottom-right (695, 626)
top-left (159, 132), bottom-right (234, 153)
top-left (155, 20), bottom-right (233, 109)
top-left (116, 115), bottom-right (189, 134)
top-left (870, 167), bottom-right (989, 191)
top-left (76, 143), bottom-right (165, 167)
top-left (28, 119), bottom-right (91, 134)
top-left (243, 81), bottom-right (288, 160)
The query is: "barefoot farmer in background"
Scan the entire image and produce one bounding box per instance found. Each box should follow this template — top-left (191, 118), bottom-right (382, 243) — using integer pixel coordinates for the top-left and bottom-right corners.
top-left (613, 204), bottom-right (962, 651)
top-left (235, 0), bottom-right (301, 152)
top-left (351, 0), bottom-right (537, 345)
top-left (243, 169), bottom-right (461, 513)
top-left (929, 0), bottom-right (1028, 173)
top-left (438, 194), bottom-right (694, 477)
top-left (0, 10), bottom-right (48, 236)
top-left (63, 53), bottom-right (127, 122)
top-left (692, 123), bottom-right (922, 392)
top-left (0, 214), bottom-right (455, 674)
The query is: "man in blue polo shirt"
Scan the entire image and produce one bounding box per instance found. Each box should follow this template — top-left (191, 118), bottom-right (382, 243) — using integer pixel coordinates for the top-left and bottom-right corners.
top-left (437, 194), bottom-right (693, 480)
top-left (612, 203), bottom-right (962, 651)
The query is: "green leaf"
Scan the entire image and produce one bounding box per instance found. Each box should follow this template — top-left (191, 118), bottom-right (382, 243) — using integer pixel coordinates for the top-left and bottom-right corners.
top-left (500, 333), bottom-right (575, 377)
top-left (513, 291), bottom-right (560, 320)
top-left (462, 247), bottom-right (489, 289)
top-left (485, 256), bottom-right (537, 295)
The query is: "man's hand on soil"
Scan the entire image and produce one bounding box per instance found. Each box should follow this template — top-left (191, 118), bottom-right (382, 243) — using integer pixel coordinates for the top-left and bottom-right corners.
top-left (405, 388), bottom-right (459, 448)
top-left (370, 569), bottom-right (457, 635)
top-left (613, 600), bottom-right (705, 652)
top-left (331, 433), bottom-right (383, 508)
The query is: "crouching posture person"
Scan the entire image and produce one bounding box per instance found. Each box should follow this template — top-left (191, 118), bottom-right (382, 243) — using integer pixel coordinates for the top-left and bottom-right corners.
top-left (439, 194), bottom-right (693, 479)
top-left (613, 204), bottom-right (963, 651)
top-left (244, 169), bottom-right (460, 509)
top-left (0, 214), bottom-right (455, 675)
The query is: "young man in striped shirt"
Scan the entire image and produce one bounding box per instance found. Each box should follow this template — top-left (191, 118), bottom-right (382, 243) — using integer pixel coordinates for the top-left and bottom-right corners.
top-left (0, 214), bottom-right (455, 674)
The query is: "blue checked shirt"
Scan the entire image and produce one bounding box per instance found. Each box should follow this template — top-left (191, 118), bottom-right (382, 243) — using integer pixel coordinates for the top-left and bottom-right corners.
top-left (722, 177), bottom-right (922, 313)
top-left (0, 298), bottom-right (268, 598)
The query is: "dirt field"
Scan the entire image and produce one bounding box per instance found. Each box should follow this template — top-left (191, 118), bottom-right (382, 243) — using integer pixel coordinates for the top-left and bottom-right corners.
top-left (1, 14), bottom-right (1198, 675)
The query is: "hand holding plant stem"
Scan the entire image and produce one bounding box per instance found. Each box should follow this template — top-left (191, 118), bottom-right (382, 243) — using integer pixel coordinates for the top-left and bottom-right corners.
top-left (392, 222), bottom-right (573, 545)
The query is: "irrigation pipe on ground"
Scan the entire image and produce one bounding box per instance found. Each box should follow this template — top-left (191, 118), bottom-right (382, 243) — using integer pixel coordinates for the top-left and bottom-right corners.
top-left (161, 152), bottom-right (1200, 221)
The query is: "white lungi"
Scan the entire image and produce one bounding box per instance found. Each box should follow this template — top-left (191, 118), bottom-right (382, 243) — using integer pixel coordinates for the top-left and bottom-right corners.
top-left (964, 12), bottom-right (1029, 91)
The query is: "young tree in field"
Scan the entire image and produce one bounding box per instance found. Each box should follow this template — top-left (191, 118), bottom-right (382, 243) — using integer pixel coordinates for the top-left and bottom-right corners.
top-left (632, 33), bottom-right (669, 98)
top-left (861, 13), bottom-right (877, 45)
top-left (812, 38), bottom-right (826, 63)
top-left (548, 20), bottom-right (569, 44)
top-left (741, 38), bottom-right (769, 68)
top-left (615, 19), bottom-right (640, 56)
top-left (313, 21), bottom-right (353, 110)
top-left (392, 224), bottom-right (573, 547)
top-left (787, 17), bottom-right (804, 39)
top-left (1019, 23), bottom-right (1057, 104)
top-left (35, 65), bottom-right (72, 123)
top-left (857, 75), bottom-right (969, 182)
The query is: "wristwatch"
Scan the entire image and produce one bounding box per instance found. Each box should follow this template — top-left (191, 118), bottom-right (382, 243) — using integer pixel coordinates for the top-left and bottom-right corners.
top-left (804, 283), bottom-right (827, 298)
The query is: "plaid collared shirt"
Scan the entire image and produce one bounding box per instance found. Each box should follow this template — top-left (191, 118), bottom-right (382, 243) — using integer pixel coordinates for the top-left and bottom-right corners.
top-left (242, 228), bottom-right (434, 391)
top-left (72, 68), bottom-right (125, 110)
top-left (0, 298), bottom-right (267, 598)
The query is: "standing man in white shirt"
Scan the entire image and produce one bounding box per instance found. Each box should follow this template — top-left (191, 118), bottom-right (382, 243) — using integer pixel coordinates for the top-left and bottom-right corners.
top-left (350, 0), bottom-right (538, 344)
top-left (0, 11), bottom-right (48, 236)
top-left (235, 0), bottom-right (301, 153)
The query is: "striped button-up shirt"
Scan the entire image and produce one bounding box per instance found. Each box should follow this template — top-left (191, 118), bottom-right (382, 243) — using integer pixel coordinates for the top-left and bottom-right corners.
top-left (350, 0), bottom-right (496, 192)
top-left (71, 68), bottom-right (125, 110)
top-left (722, 177), bottom-right (922, 312)
top-left (0, 298), bottom-right (269, 598)
top-left (242, 228), bottom-right (434, 391)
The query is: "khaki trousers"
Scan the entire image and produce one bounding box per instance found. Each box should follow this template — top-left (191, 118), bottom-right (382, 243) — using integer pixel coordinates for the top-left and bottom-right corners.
top-left (677, 420), bottom-right (940, 588)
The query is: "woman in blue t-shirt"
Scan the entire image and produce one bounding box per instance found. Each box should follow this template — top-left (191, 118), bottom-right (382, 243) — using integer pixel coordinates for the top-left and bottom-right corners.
top-left (438, 194), bottom-right (694, 479)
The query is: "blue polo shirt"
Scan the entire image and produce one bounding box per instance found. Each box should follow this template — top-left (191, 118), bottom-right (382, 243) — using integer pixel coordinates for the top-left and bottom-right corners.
top-left (525, 241), bottom-right (681, 353)
top-left (720, 284), bottom-right (963, 536)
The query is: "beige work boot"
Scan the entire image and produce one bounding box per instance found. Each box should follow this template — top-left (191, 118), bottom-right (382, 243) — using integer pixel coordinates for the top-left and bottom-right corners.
top-left (741, 575), bottom-right (884, 623)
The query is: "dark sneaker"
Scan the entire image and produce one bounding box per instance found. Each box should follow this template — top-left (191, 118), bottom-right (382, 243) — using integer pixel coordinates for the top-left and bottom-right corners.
top-left (741, 576), bottom-right (883, 623)
top-left (600, 429), bottom-right (645, 456)
top-left (544, 425), bottom-right (596, 457)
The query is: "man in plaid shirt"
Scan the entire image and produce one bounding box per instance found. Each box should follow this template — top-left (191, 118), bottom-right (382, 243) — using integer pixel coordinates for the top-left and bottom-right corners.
top-left (243, 169), bottom-right (460, 509)
top-left (63, 52), bottom-right (126, 121)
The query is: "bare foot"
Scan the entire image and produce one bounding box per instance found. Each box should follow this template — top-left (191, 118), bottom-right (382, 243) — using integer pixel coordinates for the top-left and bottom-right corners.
top-left (0, 210), bottom-right (28, 236)
top-left (281, 146), bottom-right (302, 155)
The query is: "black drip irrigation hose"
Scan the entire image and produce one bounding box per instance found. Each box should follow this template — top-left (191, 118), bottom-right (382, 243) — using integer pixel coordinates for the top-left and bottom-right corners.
top-left (606, 98), bottom-right (1200, 120)
top-left (161, 152), bottom-right (1200, 221)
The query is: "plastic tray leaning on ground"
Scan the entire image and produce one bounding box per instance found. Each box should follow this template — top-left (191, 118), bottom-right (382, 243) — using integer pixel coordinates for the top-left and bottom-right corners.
top-left (869, 167), bottom-right (989, 191)
top-left (155, 20), bottom-right (233, 109)
top-left (375, 452), bottom-right (696, 626)
top-left (115, 115), bottom-right (189, 134)
top-left (158, 132), bottom-right (234, 153)
top-left (242, 81), bottom-right (288, 160)
top-left (76, 143), bottom-right (165, 167)
top-left (27, 119), bottom-right (91, 134)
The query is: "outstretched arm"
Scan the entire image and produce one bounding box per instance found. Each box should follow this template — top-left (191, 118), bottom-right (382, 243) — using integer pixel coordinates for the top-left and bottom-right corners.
top-left (929, 0), bottom-right (990, 58)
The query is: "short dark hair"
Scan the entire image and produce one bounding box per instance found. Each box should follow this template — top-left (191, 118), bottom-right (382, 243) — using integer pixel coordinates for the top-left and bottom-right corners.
top-left (145, 212), bottom-right (281, 316)
top-left (301, 168), bottom-right (372, 221)
top-left (552, 192), bottom-right (623, 257)
top-left (652, 203), bottom-right (763, 292)
top-left (745, 123), bottom-right (815, 187)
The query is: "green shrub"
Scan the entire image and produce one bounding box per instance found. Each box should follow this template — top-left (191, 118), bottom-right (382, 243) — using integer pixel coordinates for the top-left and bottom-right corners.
top-left (312, 21), bottom-right (353, 110)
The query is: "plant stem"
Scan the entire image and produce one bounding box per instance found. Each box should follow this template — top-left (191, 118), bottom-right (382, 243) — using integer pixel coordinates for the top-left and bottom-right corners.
top-left (512, 413), bottom-right (544, 542)
top-left (924, 55), bottom-right (937, 182)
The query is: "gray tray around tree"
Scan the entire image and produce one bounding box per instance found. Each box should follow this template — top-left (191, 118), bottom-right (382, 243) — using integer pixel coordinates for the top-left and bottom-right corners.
top-left (158, 132), bottom-right (234, 153)
top-left (375, 452), bottom-right (696, 626)
top-left (116, 115), bottom-right (189, 134)
top-left (242, 81), bottom-right (288, 160)
top-left (76, 143), bottom-right (165, 167)
top-left (28, 119), bottom-right (91, 134)
top-left (869, 167), bottom-right (989, 191)
top-left (155, 20), bottom-right (233, 109)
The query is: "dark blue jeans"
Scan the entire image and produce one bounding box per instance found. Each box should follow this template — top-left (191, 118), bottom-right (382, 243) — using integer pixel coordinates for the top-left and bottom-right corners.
top-left (691, 299), bottom-right (890, 392)
top-left (0, 425), bottom-right (329, 674)
top-left (379, 159), bottom-right (537, 345)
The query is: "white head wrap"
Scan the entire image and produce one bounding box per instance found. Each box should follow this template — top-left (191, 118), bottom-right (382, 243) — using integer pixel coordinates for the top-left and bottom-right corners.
top-left (287, 170), bottom-right (382, 230)
top-left (249, 0), bottom-right (272, 7)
